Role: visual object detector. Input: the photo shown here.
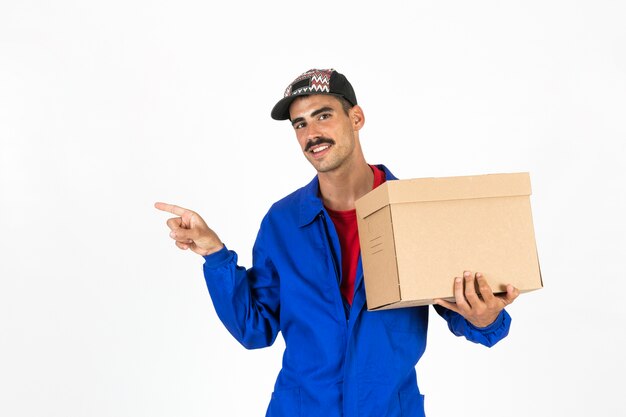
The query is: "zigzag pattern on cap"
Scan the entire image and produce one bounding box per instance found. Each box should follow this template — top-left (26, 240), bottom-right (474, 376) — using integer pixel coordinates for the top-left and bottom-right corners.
top-left (284, 69), bottom-right (334, 98)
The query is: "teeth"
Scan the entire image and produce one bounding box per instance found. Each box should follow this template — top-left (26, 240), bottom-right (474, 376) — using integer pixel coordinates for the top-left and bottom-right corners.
top-left (312, 145), bottom-right (329, 153)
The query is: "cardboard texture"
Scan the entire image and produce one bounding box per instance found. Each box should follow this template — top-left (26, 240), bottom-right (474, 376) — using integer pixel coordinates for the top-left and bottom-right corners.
top-left (355, 172), bottom-right (543, 311)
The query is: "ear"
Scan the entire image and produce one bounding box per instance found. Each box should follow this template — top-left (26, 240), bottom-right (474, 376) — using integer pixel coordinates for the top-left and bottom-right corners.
top-left (350, 105), bottom-right (365, 131)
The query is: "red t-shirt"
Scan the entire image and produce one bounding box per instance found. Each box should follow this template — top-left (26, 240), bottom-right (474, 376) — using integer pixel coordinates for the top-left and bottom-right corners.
top-left (326, 165), bottom-right (386, 305)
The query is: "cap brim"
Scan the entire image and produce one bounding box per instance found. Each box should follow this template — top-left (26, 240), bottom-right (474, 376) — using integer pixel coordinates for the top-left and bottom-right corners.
top-left (270, 95), bottom-right (300, 121)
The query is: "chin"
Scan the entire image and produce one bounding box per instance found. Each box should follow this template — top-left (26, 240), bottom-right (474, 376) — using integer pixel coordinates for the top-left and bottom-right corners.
top-left (313, 162), bottom-right (342, 173)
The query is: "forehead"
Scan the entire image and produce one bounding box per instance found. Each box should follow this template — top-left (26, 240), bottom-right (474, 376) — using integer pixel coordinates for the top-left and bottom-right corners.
top-left (288, 94), bottom-right (342, 119)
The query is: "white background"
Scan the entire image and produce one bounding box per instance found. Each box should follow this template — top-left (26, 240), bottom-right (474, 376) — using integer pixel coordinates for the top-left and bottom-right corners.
top-left (1, 1), bottom-right (625, 416)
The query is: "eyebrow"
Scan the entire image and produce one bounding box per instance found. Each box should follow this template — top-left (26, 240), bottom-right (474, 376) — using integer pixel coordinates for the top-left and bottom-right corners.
top-left (291, 106), bottom-right (335, 126)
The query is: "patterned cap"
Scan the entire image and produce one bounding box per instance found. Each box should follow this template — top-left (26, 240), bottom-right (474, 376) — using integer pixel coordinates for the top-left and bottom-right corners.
top-left (271, 69), bottom-right (358, 120)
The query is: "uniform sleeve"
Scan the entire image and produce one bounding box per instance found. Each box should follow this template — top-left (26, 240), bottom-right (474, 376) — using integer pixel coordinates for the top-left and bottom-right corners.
top-left (203, 217), bottom-right (280, 350)
top-left (433, 305), bottom-right (511, 347)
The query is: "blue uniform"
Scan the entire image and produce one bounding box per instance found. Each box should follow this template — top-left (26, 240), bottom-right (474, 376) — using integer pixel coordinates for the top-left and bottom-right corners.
top-left (203, 165), bottom-right (511, 417)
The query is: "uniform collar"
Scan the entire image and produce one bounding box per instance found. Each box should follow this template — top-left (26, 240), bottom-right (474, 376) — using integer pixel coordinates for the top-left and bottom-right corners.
top-left (297, 164), bottom-right (397, 227)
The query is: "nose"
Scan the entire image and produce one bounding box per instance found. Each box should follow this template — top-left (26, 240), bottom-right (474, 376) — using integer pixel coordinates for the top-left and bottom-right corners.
top-left (303, 121), bottom-right (322, 142)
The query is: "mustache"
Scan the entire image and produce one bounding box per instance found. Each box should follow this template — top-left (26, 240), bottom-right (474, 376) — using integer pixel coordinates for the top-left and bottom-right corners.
top-left (304, 137), bottom-right (335, 152)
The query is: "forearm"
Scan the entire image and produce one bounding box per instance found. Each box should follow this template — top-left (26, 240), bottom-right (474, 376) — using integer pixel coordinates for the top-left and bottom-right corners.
top-left (203, 246), bottom-right (280, 349)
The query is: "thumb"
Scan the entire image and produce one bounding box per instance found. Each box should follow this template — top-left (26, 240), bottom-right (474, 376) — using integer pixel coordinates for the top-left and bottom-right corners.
top-left (186, 211), bottom-right (209, 230)
top-left (503, 284), bottom-right (520, 304)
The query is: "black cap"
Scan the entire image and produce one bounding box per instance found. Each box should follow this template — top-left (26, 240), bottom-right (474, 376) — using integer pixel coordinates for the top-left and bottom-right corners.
top-left (271, 68), bottom-right (358, 120)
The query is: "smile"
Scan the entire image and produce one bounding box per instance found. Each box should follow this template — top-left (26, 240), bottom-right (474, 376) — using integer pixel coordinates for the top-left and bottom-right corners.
top-left (311, 145), bottom-right (330, 154)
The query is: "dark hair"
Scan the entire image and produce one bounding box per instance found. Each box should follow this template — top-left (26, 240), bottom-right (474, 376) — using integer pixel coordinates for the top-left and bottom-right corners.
top-left (336, 96), bottom-right (355, 116)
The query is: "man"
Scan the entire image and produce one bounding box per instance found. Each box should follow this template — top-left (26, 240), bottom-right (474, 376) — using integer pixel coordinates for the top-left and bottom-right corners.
top-left (155, 69), bottom-right (519, 417)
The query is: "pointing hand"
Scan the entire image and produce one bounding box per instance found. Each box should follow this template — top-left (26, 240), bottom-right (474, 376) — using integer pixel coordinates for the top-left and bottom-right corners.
top-left (155, 202), bottom-right (224, 256)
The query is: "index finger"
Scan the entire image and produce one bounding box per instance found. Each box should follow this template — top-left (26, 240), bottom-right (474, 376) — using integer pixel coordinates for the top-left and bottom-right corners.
top-left (154, 202), bottom-right (190, 216)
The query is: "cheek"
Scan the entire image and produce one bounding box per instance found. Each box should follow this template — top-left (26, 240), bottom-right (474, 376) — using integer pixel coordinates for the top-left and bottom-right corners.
top-left (295, 134), bottom-right (307, 150)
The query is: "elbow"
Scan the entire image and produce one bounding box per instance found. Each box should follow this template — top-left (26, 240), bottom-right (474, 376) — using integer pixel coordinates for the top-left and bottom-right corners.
top-left (230, 325), bottom-right (278, 350)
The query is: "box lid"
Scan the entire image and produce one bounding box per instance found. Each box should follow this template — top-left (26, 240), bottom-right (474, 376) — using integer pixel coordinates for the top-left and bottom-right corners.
top-left (356, 172), bottom-right (531, 219)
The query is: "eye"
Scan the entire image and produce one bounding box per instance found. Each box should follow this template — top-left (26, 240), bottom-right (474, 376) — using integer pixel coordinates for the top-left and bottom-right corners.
top-left (294, 121), bottom-right (306, 130)
top-left (319, 113), bottom-right (331, 121)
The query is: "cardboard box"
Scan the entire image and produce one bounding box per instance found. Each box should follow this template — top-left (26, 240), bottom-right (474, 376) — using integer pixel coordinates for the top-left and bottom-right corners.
top-left (355, 172), bottom-right (542, 311)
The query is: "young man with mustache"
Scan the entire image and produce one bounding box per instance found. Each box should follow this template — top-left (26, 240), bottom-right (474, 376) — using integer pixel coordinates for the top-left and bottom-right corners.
top-left (156, 69), bottom-right (519, 417)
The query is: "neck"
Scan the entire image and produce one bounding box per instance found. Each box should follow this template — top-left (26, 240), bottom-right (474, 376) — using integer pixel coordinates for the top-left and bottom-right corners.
top-left (318, 158), bottom-right (373, 211)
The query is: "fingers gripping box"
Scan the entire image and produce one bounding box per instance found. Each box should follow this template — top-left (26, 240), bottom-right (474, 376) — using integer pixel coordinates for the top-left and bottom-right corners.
top-left (355, 172), bottom-right (543, 311)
